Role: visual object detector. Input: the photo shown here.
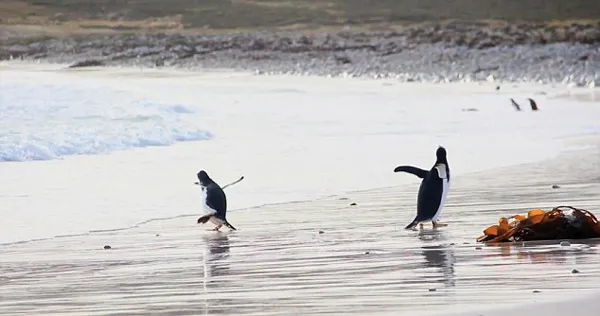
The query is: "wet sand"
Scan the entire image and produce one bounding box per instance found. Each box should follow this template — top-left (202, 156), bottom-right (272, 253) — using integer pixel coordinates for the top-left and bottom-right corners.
top-left (1, 137), bottom-right (599, 316)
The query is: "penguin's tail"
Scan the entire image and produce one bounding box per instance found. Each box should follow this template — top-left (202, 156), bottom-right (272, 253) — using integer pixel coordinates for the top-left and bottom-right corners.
top-left (405, 218), bottom-right (420, 230)
top-left (224, 221), bottom-right (237, 231)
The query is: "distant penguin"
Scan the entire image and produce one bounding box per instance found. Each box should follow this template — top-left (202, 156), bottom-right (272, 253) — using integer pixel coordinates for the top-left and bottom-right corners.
top-left (394, 146), bottom-right (451, 230)
top-left (196, 170), bottom-right (236, 231)
top-left (510, 98), bottom-right (521, 111)
top-left (528, 98), bottom-right (539, 111)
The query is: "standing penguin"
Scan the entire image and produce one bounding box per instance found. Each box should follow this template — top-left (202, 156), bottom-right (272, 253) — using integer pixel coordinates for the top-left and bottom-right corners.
top-left (196, 170), bottom-right (237, 231)
top-left (393, 146), bottom-right (451, 230)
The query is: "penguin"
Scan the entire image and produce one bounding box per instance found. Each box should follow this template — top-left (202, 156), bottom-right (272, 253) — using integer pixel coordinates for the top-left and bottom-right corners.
top-left (510, 98), bottom-right (521, 111)
top-left (195, 170), bottom-right (237, 231)
top-left (394, 146), bottom-right (451, 230)
top-left (528, 98), bottom-right (539, 111)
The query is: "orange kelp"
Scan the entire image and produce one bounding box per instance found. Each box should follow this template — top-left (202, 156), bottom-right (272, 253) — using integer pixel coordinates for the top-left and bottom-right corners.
top-left (477, 206), bottom-right (600, 243)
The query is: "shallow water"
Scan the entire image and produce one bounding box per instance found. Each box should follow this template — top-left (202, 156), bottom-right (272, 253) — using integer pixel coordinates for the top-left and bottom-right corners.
top-left (1, 64), bottom-right (600, 244)
top-left (1, 144), bottom-right (599, 316)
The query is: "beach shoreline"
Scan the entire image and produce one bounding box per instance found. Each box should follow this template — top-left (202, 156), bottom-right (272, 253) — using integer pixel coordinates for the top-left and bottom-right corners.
top-left (2, 63), bottom-right (599, 244)
top-left (2, 62), bottom-right (600, 315)
top-left (1, 135), bottom-right (599, 316)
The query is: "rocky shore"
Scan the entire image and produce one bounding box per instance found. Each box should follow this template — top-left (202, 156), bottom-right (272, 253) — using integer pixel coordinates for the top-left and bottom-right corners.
top-left (2, 22), bottom-right (599, 86)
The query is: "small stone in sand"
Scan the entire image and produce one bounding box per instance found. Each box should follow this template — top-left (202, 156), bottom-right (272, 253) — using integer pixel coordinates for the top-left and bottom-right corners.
top-left (552, 184), bottom-right (561, 189)
top-left (496, 85), bottom-right (500, 90)
top-left (339, 197), bottom-right (349, 200)
top-left (318, 230), bottom-right (325, 234)
top-left (475, 247), bottom-right (482, 250)
top-left (429, 288), bottom-right (436, 292)
top-left (533, 290), bottom-right (541, 293)
top-left (350, 203), bottom-right (357, 206)
top-left (103, 245), bottom-right (112, 250)
top-left (156, 234), bottom-right (160, 237)
top-left (572, 269), bottom-right (580, 274)
top-left (365, 251), bottom-right (370, 255)
top-left (560, 241), bottom-right (571, 247)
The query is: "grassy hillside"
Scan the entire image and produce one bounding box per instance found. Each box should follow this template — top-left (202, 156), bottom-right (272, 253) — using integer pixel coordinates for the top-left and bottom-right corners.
top-left (2, 0), bottom-right (600, 32)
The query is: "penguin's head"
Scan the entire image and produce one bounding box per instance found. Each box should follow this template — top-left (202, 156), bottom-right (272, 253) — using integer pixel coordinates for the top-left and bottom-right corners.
top-left (436, 146), bottom-right (447, 161)
top-left (197, 170), bottom-right (212, 186)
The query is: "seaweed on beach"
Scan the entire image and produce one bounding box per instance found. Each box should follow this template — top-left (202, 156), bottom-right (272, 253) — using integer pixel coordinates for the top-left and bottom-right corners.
top-left (477, 206), bottom-right (600, 243)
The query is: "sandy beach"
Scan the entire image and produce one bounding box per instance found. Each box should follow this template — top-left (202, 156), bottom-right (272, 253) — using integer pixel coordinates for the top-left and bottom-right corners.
top-left (1, 64), bottom-right (599, 315)
top-left (3, 1), bottom-right (600, 314)
top-left (1, 134), bottom-right (599, 316)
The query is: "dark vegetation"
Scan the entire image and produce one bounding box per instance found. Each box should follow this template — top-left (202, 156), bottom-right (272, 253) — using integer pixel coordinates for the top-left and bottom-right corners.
top-left (4, 0), bottom-right (600, 30)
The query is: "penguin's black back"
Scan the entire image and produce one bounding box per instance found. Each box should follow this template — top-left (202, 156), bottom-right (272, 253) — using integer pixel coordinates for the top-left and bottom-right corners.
top-left (415, 168), bottom-right (444, 221)
top-left (205, 181), bottom-right (227, 220)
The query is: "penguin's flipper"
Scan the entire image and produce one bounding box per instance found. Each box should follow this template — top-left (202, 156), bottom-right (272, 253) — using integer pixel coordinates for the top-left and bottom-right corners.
top-left (224, 221), bottom-right (237, 231)
top-left (405, 217), bottom-right (420, 230)
top-left (394, 165), bottom-right (427, 179)
top-left (222, 176), bottom-right (245, 190)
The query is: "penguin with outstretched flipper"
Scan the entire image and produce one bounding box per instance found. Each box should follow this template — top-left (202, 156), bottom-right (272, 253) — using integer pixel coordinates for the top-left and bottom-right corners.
top-left (394, 146), bottom-right (451, 230)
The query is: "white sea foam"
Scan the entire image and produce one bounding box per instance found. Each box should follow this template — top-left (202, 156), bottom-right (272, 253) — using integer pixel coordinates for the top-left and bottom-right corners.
top-left (0, 79), bottom-right (212, 162)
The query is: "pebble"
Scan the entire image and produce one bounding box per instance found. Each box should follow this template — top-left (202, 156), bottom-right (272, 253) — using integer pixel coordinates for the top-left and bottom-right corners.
top-left (572, 269), bottom-right (580, 274)
top-left (533, 290), bottom-right (541, 293)
top-left (318, 230), bottom-right (325, 234)
top-left (103, 245), bottom-right (112, 250)
top-left (364, 251), bottom-right (370, 255)
top-left (429, 288), bottom-right (437, 292)
top-left (560, 241), bottom-right (571, 246)
top-left (552, 184), bottom-right (561, 189)
top-left (350, 203), bottom-right (357, 206)
top-left (475, 247), bottom-right (482, 250)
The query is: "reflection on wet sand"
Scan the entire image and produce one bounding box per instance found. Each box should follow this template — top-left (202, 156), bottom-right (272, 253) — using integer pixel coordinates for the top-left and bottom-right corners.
top-left (202, 233), bottom-right (232, 315)
top-left (418, 229), bottom-right (456, 288)
top-left (484, 239), bottom-right (600, 265)
top-left (203, 233), bottom-right (231, 279)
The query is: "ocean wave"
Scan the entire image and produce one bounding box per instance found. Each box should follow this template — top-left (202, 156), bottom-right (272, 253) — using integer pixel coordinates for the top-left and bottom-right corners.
top-left (0, 82), bottom-right (212, 162)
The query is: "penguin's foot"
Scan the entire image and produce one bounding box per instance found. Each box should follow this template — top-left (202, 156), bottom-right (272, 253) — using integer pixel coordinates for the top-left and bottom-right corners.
top-left (212, 225), bottom-right (223, 231)
top-left (419, 223), bottom-right (425, 230)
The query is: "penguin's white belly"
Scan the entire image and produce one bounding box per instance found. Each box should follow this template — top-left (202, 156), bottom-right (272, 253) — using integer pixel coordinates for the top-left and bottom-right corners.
top-left (433, 178), bottom-right (450, 221)
top-left (200, 187), bottom-right (217, 217)
top-left (432, 164), bottom-right (450, 221)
